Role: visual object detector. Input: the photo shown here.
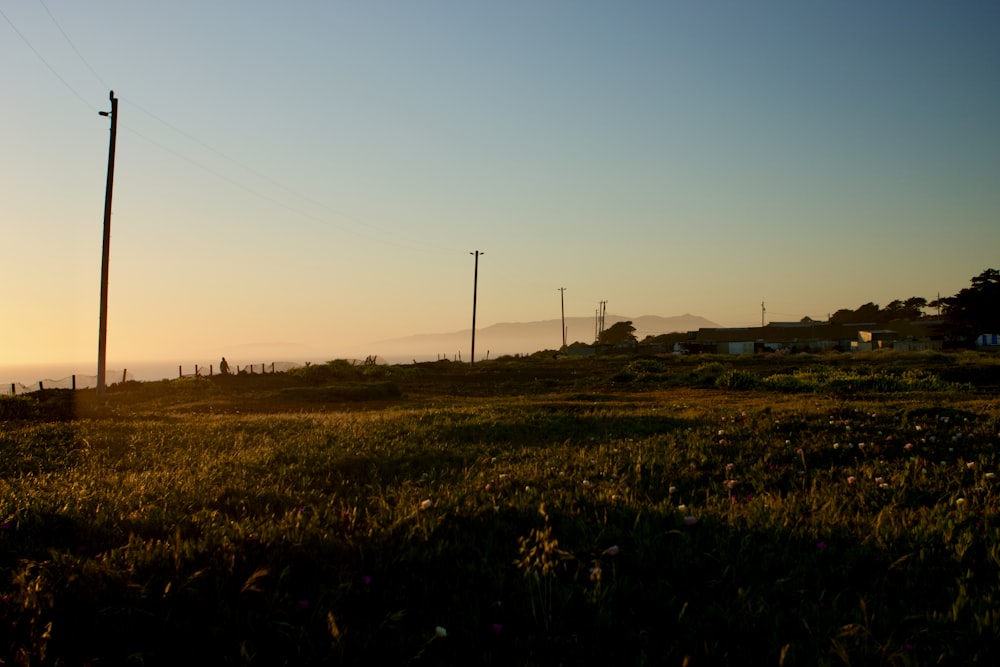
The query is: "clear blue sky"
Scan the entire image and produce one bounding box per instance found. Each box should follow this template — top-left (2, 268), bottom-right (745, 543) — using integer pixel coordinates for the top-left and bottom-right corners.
top-left (3, 1), bottom-right (998, 365)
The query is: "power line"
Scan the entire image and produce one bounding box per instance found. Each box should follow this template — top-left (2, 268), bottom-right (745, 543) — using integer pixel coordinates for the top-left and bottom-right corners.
top-left (5, 2), bottom-right (464, 258)
top-left (37, 0), bottom-right (109, 89)
top-left (0, 5), bottom-right (96, 111)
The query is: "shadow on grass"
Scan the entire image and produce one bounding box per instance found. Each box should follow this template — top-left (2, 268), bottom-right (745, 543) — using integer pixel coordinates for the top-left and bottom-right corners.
top-left (3, 498), bottom-right (988, 666)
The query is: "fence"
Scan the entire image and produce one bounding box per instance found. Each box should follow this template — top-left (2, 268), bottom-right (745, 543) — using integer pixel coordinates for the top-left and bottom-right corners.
top-left (175, 361), bottom-right (304, 378)
top-left (2, 369), bottom-right (134, 397)
top-left (2, 361), bottom-right (307, 397)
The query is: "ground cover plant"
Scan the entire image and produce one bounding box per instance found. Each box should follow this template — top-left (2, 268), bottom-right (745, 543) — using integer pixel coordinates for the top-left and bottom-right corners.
top-left (2, 352), bottom-right (999, 665)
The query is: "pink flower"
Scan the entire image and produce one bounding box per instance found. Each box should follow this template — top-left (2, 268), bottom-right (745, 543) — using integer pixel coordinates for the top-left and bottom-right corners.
top-left (683, 516), bottom-right (698, 526)
top-left (847, 476), bottom-right (857, 484)
top-left (603, 545), bottom-right (621, 556)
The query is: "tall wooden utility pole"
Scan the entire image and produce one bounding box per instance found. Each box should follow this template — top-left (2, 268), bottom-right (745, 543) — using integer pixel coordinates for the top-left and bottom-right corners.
top-left (761, 301), bottom-right (766, 328)
top-left (558, 287), bottom-right (567, 349)
top-left (470, 250), bottom-right (483, 365)
top-left (97, 90), bottom-right (118, 394)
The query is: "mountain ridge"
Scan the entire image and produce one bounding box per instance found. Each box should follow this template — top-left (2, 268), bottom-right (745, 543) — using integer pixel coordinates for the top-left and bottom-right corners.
top-left (368, 314), bottom-right (719, 361)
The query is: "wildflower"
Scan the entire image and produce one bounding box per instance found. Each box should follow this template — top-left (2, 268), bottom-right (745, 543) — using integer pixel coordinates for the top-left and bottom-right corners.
top-left (967, 462), bottom-right (976, 469)
top-left (419, 499), bottom-right (432, 510)
top-left (603, 545), bottom-right (620, 556)
top-left (985, 472), bottom-right (996, 479)
top-left (833, 443), bottom-right (840, 449)
top-left (668, 485), bottom-right (677, 494)
top-left (904, 443), bottom-right (914, 451)
top-left (875, 477), bottom-right (885, 485)
top-left (677, 504), bottom-right (687, 511)
top-left (435, 626), bottom-right (448, 638)
top-left (725, 463), bottom-right (735, 472)
top-left (484, 483), bottom-right (492, 491)
top-left (683, 516), bottom-right (698, 526)
top-left (847, 476), bottom-right (857, 484)
top-left (956, 498), bottom-right (966, 506)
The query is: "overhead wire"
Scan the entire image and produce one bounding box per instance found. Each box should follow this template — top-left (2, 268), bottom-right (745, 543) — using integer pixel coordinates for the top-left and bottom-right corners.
top-left (20, 0), bottom-right (464, 256)
top-left (37, 0), bottom-right (110, 90)
top-left (0, 4), bottom-right (96, 112)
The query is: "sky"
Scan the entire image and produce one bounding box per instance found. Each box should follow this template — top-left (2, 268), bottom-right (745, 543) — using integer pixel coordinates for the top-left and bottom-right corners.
top-left (3, 0), bottom-right (999, 369)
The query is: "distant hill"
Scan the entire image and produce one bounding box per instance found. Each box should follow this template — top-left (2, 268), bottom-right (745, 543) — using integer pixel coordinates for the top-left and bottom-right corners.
top-left (368, 314), bottom-right (719, 362)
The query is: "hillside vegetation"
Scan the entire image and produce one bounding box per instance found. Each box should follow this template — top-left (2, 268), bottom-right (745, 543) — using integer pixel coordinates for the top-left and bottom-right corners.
top-left (2, 352), bottom-right (999, 665)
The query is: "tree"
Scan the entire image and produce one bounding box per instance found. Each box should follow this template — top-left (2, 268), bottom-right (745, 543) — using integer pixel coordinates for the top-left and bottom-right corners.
top-left (940, 268), bottom-right (1000, 344)
top-left (883, 297), bottom-right (927, 321)
top-left (598, 321), bottom-right (637, 346)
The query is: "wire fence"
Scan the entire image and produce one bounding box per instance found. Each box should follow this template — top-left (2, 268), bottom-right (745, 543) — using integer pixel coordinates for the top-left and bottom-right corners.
top-left (1, 361), bottom-right (307, 397)
top-left (2, 370), bottom-right (133, 397)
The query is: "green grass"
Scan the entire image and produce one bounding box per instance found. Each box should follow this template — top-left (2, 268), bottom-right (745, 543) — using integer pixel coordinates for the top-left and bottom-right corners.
top-left (2, 353), bottom-right (999, 665)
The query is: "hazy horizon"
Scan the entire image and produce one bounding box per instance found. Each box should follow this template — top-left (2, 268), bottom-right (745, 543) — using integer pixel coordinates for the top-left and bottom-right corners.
top-left (2, 312), bottom-right (719, 383)
top-left (4, 2), bottom-right (998, 368)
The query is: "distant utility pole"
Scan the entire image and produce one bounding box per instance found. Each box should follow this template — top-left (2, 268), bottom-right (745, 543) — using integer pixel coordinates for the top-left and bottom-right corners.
top-left (558, 287), bottom-right (567, 349)
top-left (97, 90), bottom-right (118, 394)
top-left (761, 301), bottom-right (766, 328)
top-left (595, 300), bottom-right (607, 343)
top-left (470, 250), bottom-right (483, 365)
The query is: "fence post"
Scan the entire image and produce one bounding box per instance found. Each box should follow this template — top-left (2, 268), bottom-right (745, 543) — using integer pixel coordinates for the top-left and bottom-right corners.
top-left (38, 381), bottom-right (44, 391)
top-left (122, 369), bottom-right (128, 384)
top-left (10, 383), bottom-right (15, 396)
top-left (72, 375), bottom-right (77, 391)
top-left (271, 362), bottom-right (275, 373)
top-left (195, 364), bottom-right (200, 377)
top-left (179, 365), bottom-right (182, 378)
top-left (210, 364), bottom-right (214, 377)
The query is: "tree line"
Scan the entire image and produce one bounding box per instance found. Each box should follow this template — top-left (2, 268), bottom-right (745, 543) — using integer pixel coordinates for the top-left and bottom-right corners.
top-left (594, 268), bottom-right (999, 348)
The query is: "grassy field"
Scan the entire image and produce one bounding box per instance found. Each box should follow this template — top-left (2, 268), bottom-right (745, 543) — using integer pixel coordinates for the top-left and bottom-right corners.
top-left (2, 352), bottom-right (999, 665)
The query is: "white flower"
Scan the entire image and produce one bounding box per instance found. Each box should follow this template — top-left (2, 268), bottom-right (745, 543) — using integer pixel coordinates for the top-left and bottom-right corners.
top-left (435, 626), bottom-right (448, 638)
top-left (419, 499), bottom-right (432, 510)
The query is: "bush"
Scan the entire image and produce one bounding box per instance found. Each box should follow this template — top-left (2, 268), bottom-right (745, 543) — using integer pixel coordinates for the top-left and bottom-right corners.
top-left (715, 369), bottom-right (758, 390)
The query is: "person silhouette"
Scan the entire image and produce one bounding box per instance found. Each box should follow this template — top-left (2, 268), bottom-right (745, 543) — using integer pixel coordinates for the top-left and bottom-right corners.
top-left (220, 357), bottom-right (230, 375)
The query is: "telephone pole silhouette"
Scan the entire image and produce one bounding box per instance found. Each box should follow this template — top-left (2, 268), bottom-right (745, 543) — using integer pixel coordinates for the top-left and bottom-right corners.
top-left (97, 90), bottom-right (118, 394)
top-left (470, 251), bottom-right (483, 365)
top-left (558, 287), bottom-right (567, 349)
